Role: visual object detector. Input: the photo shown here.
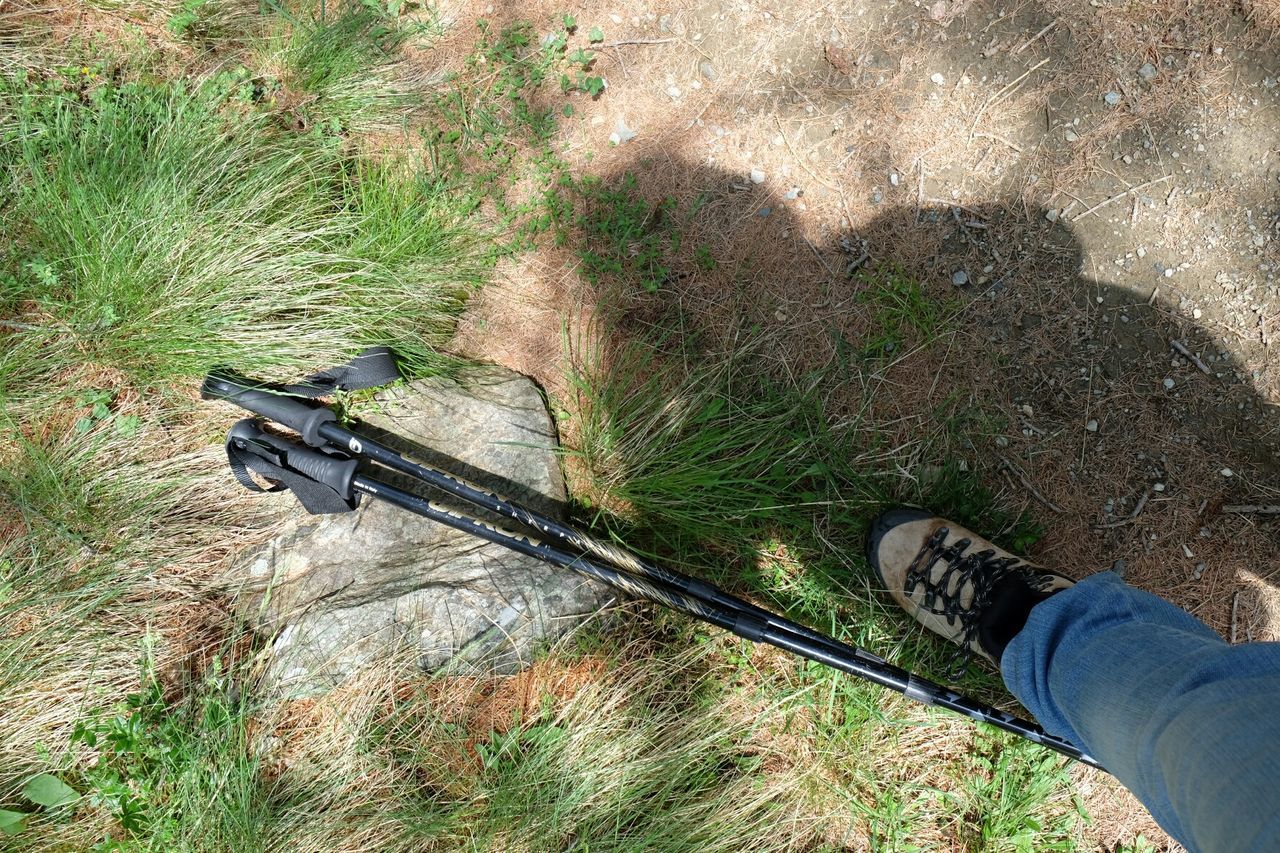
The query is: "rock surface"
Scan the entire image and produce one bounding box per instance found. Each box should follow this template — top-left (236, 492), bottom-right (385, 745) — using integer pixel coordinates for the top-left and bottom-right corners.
top-left (233, 366), bottom-right (611, 695)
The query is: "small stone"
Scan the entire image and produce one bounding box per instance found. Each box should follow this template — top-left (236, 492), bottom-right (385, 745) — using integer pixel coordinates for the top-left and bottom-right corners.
top-left (1193, 562), bottom-right (1206, 580)
top-left (1138, 63), bottom-right (1158, 81)
top-left (889, 171), bottom-right (900, 186)
top-left (610, 117), bottom-right (636, 145)
top-left (1153, 482), bottom-right (1166, 492)
top-left (995, 435), bottom-right (1009, 448)
top-left (1192, 308), bottom-right (1203, 319)
top-left (1045, 208), bottom-right (1059, 222)
top-left (1020, 403), bottom-right (1034, 417)
top-left (1064, 129), bottom-right (1079, 142)
top-left (951, 270), bottom-right (969, 286)
top-left (699, 61), bottom-right (716, 81)
top-left (774, 309), bottom-right (787, 322)
top-left (757, 206), bottom-right (772, 218)
top-left (871, 189), bottom-right (883, 204)
top-left (1163, 377), bottom-right (1175, 390)
top-left (930, 72), bottom-right (946, 85)
top-left (1221, 467), bottom-right (1234, 477)
top-left (783, 187), bottom-right (800, 200)
top-left (1182, 544), bottom-right (1194, 558)
top-left (749, 168), bottom-right (766, 184)
top-left (1164, 267), bottom-right (1175, 278)
top-left (1137, 247), bottom-right (1147, 258)
top-left (666, 85), bottom-right (682, 99)
top-left (610, 13), bottom-right (622, 24)
top-left (1086, 419), bottom-right (1099, 432)
top-left (1104, 91), bottom-right (1121, 106)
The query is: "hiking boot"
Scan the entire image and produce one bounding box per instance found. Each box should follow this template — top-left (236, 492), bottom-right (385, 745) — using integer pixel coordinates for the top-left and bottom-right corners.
top-left (865, 508), bottom-right (1074, 667)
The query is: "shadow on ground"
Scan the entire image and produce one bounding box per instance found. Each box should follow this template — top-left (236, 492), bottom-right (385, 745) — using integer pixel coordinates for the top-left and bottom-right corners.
top-left (483, 150), bottom-right (1280, 647)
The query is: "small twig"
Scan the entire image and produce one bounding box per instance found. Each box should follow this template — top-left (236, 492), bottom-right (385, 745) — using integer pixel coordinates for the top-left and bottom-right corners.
top-left (974, 131), bottom-right (1023, 152)
top-left (598, 38), bottom-right (677, 48)
top-left (969, 58), bottom-right (1050, 139)
top-left (1170, 339), bottom-right (1212, 375)
top-left (1222, 504), bottom-right (1280, 515)
top-left (1230, 591), bottom-right (1241, 644)
top-left (1071, 175), bottom-right (1172, 222)
top-left (804, 238), bottom-right (835, 277)
top-left (999, 457), bottom-right (1064, 513)
top-left (915, 156), bottom-right (926, 221)
top-left (1096, 488), bottom-right (1151, 529)
top-left (1014, 20), bottom-right (1057, 54)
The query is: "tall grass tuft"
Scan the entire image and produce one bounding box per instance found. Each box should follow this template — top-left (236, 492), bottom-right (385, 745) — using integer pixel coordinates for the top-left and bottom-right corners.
top-left (0, 68), bottom-right (482, 396)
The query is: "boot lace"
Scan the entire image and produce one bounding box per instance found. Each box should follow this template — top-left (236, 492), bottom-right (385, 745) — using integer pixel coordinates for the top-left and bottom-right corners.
top-left (905, 526), bottom-right (1051, 676)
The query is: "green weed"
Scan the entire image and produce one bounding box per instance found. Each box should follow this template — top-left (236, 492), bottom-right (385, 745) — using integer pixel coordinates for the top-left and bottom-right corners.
top-left (856, 265), bottom-right (947, 359)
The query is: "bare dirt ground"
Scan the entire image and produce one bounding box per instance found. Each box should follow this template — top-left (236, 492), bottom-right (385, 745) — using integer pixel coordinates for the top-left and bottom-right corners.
top-left (441, 0), bottom-right (1280, 847)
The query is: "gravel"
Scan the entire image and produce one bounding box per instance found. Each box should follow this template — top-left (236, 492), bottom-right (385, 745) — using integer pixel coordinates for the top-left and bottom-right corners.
top-left (951, 270), bottom-right (969, 286)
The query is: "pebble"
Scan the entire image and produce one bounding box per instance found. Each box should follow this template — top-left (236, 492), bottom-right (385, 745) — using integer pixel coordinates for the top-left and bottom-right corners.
top-left (610, 13), bottom-right (622, 24)
top-left (666, 85), bottom-right (681, 99)
top-left (1153, 482), bottom-right (1166, 492)
top-left (1193, 563), bottom-right (1206, 580)
top-left (1138, 63), bottom-right (1158, 81)
top-left (951, 270), bottom-right (969, 286)
top-left (699, 61), bottom-right (716, 81)
top-left (871, 189), bottom-right (883, 204)
top-left (995, 435), bottom-right (1009, 448)
top-left (1064, 129), bottom-right (1079, 142)
top-left (1086, 418), bottom-right (1099, 432)
top-left (1221, 468), bottom-right (1234, 477)
top-left (1045, 208), bottom-right (1059, 222)
top-left (1163, 377), bottom-right (1175, 390)
top-left (749, 168), bottom-right (766, 184)
top-left (1104, 91), bottom-right (1121, 106)
top-left (930, 72), bottom-right (946, 85)
top-left (783, 187), bottom-right (800, 200)
top-left (889, 171), bottom-right (900, 186)
top-left (1192, 308), bottom-right (1202, 319)
top-left (757, 206), bottom-right (772, 217)
top-left (609, 117), bottom-right (637, 145)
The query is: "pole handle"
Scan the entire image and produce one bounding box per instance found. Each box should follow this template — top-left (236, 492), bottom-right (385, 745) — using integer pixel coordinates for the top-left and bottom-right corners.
top-left (202, 370), bottom-right (335, 446)
top-left (227, 419), bottom-right (358, 501)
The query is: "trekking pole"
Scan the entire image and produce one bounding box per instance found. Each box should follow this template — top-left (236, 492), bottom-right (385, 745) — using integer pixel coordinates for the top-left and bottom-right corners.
top-left (205, 378), bottom-right (1105, 771)
top-left (202, 370), bottom-right (839, 648)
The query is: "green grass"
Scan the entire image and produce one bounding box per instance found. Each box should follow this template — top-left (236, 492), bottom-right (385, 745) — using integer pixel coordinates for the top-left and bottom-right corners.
top-left (1, 64), bottom-right (483, 394)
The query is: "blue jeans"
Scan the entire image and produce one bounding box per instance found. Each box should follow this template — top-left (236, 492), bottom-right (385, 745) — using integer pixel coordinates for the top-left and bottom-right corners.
top-left (1002, 571), bottom-right (1280, 852)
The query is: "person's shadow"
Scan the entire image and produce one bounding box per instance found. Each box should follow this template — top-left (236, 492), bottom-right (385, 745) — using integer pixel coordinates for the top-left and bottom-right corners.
top-left (520, 152), bottom-right (1280, 653)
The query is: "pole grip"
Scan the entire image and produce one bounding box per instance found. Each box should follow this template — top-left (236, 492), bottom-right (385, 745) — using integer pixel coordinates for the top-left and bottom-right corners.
top-left (202, 370), bottom-right (336, 446)
top-left (227, 420), bottom-right (357, 500)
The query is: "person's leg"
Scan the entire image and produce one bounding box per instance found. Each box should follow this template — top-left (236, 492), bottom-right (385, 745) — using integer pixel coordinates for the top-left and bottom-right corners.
top-left (1002, 571), bottom-right (1280, 852)
top-left (866, 509), bottom-right (1280, 853)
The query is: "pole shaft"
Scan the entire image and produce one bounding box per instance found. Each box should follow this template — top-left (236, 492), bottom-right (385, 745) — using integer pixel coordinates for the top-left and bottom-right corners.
top-left (317, 421), bottom-right (842, 650)
top-left (350, 474), bottom-right (1103, 770)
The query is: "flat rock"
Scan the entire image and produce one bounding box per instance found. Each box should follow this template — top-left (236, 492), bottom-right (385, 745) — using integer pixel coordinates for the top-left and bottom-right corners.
top-left (232, 366), bottom-right (612, 695)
